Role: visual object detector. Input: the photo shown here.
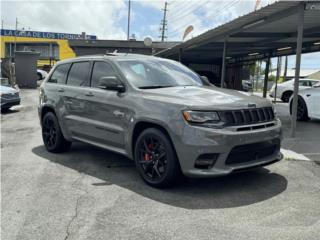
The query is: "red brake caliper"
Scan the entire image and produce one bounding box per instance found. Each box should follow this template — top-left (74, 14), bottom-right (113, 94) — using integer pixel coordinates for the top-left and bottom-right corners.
top-left (144, 143), bottom-right (153, 161)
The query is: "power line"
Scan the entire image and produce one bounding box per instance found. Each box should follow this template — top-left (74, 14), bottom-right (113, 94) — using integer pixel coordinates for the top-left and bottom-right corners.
top-left (167, 1), bottom-right (210, 33)
top-left (169, 1), bottom-right (205, 23)
top-left (168, 0), bottom-right (240, 37)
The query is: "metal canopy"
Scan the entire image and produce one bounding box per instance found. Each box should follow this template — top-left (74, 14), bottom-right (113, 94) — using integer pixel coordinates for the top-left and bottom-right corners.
top-left (155, 1), bottom-right (320, 64)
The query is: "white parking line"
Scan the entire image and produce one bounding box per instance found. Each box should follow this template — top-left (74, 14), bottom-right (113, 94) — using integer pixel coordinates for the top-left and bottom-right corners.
top-left (281, 148), bottom-right (311, 161)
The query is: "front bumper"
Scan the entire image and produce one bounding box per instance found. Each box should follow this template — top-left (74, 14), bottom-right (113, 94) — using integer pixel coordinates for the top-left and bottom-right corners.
top-left (173, 119), bottom-right (282, 177)
top-left (1, 97), bottom-right (21, 109)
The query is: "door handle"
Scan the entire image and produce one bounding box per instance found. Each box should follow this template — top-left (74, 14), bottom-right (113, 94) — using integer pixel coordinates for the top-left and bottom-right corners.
top-left (58, 88), bottom-right (65, 92)
top-left (113, 110), bottom-right (125, 117)
top-left (85, 92), bottom-right (94, 97)
top-left (306, 94), bottom-right (311, 97)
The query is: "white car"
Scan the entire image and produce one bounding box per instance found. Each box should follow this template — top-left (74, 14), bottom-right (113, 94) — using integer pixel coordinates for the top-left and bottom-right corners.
top-left (37, 69), bottom-right (48, 81)
top-left (269, 78), bottom-right (319, 102)
top-left (289, 81), bottom-right (320, 121)
top-left (0, 84), bottom-right (21, 112)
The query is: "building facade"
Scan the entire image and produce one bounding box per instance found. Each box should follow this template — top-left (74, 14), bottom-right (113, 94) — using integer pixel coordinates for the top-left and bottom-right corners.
top-left (0, 29), bottom-right (97, 67)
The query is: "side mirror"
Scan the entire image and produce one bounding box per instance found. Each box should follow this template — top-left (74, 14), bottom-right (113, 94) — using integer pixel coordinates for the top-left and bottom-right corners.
top-left (98, 76), bottom-right (125, 92)
top-left (200, 75), bottom-right (210, 86)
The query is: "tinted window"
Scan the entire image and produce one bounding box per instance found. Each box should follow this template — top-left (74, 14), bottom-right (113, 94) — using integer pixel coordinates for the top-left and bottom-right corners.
top-left (91, 61), bottom-right (117, 88)
top-left (48, 63), bottom-right (71, 84)
top-left (67, 62), bottom-right (90, 86)
top-left (311, 81), bottom-right (319, 86)
top-left (299, 81), bottom-right (309, 87)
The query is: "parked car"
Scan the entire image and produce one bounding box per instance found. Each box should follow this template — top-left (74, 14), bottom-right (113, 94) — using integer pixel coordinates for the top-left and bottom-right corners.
top-left (1, 84), bottom-right (21, 112)
top-left (269, 78), bottom-right (319, 102)
top-left (37, 69), bottom-right (48, 80)
top-left (195, 70), bottom-right (220, 86)
top-left (242, 80), bottom-right (253, 92)
top-left (289, 81), bottom-right (320, 121)
top-left (39, 54), bottom-right (282, 188)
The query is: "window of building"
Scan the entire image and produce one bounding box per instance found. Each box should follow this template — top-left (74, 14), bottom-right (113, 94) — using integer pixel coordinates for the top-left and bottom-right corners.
top-left (5, 42), bottom-right (59, 60)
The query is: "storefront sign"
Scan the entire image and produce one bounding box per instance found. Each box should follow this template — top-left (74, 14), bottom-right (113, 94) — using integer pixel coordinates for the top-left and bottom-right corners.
top-left (0, 29), bottom-right (97, 40)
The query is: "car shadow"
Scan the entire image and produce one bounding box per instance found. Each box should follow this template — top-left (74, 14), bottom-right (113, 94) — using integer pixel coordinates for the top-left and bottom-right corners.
top-left (1, 108), bottom-right (19, 115)
top-left (32, 143), bottom-right (287, 209)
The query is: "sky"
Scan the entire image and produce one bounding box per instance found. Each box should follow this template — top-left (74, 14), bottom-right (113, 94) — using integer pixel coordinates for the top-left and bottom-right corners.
top-left (1, 0), bottom-right (319, 69)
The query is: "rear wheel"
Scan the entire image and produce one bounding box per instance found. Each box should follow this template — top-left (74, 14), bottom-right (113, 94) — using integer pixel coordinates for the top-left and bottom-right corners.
top-left (37, 73), bottom-right (42, 81)
top-left (281, 91), bottom-right (292, 102)
top-left (42, 112), bottom-right (72, 152)
top-left (290, 97), bottom-right (309, 121)
top-left (134, 128), bottom-right (181, 188)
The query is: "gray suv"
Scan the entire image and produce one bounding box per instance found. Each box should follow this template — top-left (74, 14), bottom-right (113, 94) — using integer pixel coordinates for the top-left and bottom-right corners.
top-left (39, 54), bottom-right (282, 187)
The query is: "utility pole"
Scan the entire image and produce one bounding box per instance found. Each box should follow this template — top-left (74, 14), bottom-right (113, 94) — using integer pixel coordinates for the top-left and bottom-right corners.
top-left (127, 0), bottom-right (131, 40)
top-left (14, 18), bottom-right (18, 59)
top-left (160, 2), bottom-right (168, 42)
top-left (291, 2), bottom-right (304, 137)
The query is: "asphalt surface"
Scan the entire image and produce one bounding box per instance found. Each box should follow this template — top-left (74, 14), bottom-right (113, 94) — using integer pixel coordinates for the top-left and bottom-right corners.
top-left (1, 89), bottom-right (320, 240)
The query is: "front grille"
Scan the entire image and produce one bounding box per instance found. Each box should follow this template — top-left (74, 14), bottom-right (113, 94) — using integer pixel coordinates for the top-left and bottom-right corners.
top-left (219, 107), bottom-right (274, 126)
top-left (225, 139), bottom-right (280, 165)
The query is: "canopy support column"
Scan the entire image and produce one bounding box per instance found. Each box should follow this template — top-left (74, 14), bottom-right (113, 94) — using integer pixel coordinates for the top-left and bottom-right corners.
top-left (291, 2), bottom-right (305, 137)
top-left (220, 37), bottom-right (228, 88)
top-left (263, 57), bottom-right (270, 98)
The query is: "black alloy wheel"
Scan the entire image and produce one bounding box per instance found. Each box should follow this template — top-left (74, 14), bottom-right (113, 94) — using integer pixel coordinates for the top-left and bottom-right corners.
top-left (134, 128), bottom-right (181, 188)
top-left (296, 98), bottom-right (309, 121)
top-left (42, 112), bottom-right (71, 152)
top-left (290, 97), bottom-right (309, 121)
top-left (43, 116), bottom-right (57, 149)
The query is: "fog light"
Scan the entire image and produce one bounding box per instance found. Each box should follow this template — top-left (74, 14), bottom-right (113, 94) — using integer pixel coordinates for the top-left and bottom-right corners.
top-left (194, 153), bottom-right (219, 169)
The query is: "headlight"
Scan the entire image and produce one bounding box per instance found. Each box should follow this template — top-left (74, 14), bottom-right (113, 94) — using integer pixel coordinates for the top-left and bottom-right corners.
top-left (182, 110), bottom-right (220, 123)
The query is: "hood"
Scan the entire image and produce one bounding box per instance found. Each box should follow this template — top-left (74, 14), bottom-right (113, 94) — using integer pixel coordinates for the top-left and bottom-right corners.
top-left (0, 85), bottom-right (18, 94)
top-left (142, 86), bottom-right (272, 110)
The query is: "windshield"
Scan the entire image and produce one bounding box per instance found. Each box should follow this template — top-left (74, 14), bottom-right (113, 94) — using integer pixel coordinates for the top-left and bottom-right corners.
top-left (117, 58), bottom-right (203, 89)
top-left (314, 81), bottom-right (320, 87)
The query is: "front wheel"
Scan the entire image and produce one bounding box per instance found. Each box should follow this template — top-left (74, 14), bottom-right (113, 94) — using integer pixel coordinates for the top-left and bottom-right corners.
top-left (42, 112), bottom-right (72, 152)
top-left (134, 128), bottom-right (181, 188)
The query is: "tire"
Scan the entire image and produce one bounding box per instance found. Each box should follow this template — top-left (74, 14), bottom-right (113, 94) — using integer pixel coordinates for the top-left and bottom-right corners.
top-left (134, 128), bottom-right (181, 188)
top-left (37, 73), bottom-right (43, 81)
top-left (281, 91), bottom-right (292, 103)
top-left (1, 107), bottom-right (10, 113)
top-left (290, 97), bottom-right (309, 121)
top-left (42, 112), bottom-right (72, 152)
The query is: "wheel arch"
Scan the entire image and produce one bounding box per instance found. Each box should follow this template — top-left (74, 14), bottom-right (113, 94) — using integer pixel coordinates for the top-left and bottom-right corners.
top-left (281, 90), bottom-right (293, 101)
top-left (40, 105), bottom-right (57, 124)
top-left (40, 105), bottom-right (72, 141)
top-left (131, 121), bottom-right (178, 161)
top-left (289, 94), bottom-right (308, 114)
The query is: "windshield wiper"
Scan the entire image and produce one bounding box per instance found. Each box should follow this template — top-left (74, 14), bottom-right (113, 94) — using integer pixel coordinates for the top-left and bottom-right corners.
top-left (139, 85), bottom-right (176, 89)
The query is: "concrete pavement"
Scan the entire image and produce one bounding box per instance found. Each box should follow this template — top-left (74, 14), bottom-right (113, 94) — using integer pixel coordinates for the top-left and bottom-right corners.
top-left (1, 89), bottom-right (320, 240)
